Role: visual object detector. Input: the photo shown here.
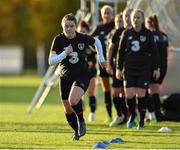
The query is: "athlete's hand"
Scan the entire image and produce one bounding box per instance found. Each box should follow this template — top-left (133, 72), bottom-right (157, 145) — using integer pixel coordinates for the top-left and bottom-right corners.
top-left (106, 62), bottom-right (113, 75)
top-left (100, 61), bottom-right (107, 69)
top-left (64, 44), bottom-right (73, 55)
top-left (153, 68), bottom-right (160, 80)
top-left (116, 69), bottom-right (123, 80)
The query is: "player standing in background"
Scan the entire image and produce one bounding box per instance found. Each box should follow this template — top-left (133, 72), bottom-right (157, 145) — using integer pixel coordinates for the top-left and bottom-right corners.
top-left (123, 8), bottom-right (133, 30)
top-left (145, 14), bottom-right (169, 122)
top-left (106, 13), bottom-right (126, 127)
top-left (106, 9), bottom-right (133, 127)
top-left (116, 9), bottom-right (160, 129)
top-left (48, 14), bottom-right (106, 140)
top-left (91, 5), bottom-right (115, 123)
top-left (77, 20), bottom-right (98, 122)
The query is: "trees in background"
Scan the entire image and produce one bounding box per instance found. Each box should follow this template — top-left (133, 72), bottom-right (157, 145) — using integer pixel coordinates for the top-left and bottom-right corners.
top-left (0, 0), bottom-right (79, 68)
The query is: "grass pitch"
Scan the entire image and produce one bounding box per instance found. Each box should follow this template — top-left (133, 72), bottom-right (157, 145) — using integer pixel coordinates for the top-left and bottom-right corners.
top-left (0, 75), bottom-right (180, 149)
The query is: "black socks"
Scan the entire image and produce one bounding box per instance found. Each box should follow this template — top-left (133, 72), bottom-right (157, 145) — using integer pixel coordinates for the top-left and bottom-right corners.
top-left (89, 96), bottom-right (96, 113)
top-left (138, 97), bottom-right (147, 124)
top-left (72, 100), bottom-right (84, 122)
top-left (113, 97), bottom-right (122, 117)
top-left (65, 112), bottom-right (78, 132)
top-left (104, 91), bottom-right (112, 118)
top-left (127, 97), bottom-right (136, 122)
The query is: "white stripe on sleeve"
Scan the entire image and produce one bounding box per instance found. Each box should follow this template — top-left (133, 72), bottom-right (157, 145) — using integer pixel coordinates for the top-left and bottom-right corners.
top-left (49, 51), bottom-right (67, 65)
top-left (94, 37), bottom-right (105, 63)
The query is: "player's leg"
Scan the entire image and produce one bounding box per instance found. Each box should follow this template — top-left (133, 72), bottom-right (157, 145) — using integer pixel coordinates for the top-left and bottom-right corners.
top-left (146, 89), bottom-right (157, 124)
top-left (87, 77), bottom-right (97, 122)
top-left (110, 87), bottom-right (126, 127)
top-left (136, 72), bottom-right (150, 129)
top-left (60, 78), bottom-right (79, 141)
top-left (100, 76), bottom-right (112, 123)
top-left (126, 87), bottom-right (136, 128)
top-left (110, 71), bottom-right (127, 127)
top-left (69, 75), bottom-right (90, 138)
top-left (149, 83), bottom-right (162, 120)
top-left (136, 88), bottom-right (147, 129)
top-left (124, 73), bottom-right (136, 128)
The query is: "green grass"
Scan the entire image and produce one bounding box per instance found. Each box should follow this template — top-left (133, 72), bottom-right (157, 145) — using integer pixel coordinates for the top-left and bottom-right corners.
top-left (0, 75), bottom-right (180, 149)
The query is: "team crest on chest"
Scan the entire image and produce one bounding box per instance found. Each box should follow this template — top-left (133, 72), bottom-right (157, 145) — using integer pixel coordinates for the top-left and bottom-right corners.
top-left (128, 36), bottom-right (133, 40)
top-left (140, 35), bottom-right (146, 42)
top-left (78, 43), bottom-right (85, 50)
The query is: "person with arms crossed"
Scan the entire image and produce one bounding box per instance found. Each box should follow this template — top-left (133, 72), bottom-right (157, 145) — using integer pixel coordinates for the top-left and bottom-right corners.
top-left (116, 9), bottom-right (160, 129)
top-left (49, 14), bottom-right (106, 140)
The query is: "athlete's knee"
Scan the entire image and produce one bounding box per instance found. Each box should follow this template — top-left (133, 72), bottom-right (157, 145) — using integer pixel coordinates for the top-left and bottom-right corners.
top-left (62, 101), bottom-right (73, 113)
top-left (137, 88), bottom-right (146, 97)
top-left (112, 88), bottom-right (123, 97)
top-left (69, 98), bottom-right (79, 106)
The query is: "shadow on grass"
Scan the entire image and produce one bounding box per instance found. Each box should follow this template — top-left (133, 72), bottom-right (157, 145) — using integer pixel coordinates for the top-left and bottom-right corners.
top-left (1, 122), bottom-right (180, 138)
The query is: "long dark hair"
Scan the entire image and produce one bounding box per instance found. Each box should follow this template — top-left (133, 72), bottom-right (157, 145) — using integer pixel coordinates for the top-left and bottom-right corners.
top-left (149, 14), bottom-right (160, 32)
top-left (78, 20), bottom-right (90, 32)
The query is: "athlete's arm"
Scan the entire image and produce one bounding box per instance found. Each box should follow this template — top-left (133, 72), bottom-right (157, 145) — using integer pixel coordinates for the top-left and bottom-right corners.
top-left (106, 42), bottom-right (115, 75)
top-left (116, 31), bottom-right (126, 70)
top-left (93, 37), bottom-right (105, 63)
top-left (49, 45), bottom-right (73, 65)
top-left (49, 52), bottom-right (67, 66)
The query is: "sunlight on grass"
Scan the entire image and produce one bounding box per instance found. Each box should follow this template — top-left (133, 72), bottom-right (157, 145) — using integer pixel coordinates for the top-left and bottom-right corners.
top-left (0, 75), bottom-right (180, 149)
top-left (0, 75), bottom-right (42, 87)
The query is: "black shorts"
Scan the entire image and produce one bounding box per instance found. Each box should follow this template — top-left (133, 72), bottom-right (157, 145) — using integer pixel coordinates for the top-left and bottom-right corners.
top-left (124, 70), bottom-right (150, 89)
top-left (150, 67), bottom-right (167, 84)
top-left (98, 64), bottom-right (110, 77)
top-left (112, 67), bottom-right (124, 88)
top-left (60, 75), bottom-right (91, 100)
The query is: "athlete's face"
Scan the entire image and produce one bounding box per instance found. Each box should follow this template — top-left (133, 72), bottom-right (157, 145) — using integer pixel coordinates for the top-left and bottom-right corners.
top-left (145, 18), bottom-right (153, 30)
top-left (132, 11), bottom-right (144, 29)
top-left (115, 16), bottom-right (123, 29)
top-left (77, 26), bottom-right (88, 35)
top-left (123, 10), bottom-right (132, 28)
top-left (62, 20), bottom-right (76, 38)
top-left (101, 8), bottom-right (113, 23)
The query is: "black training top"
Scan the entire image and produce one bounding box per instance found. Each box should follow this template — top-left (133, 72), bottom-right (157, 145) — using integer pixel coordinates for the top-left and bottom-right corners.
top-left (85, 46), bottom-right (97, 69)
top-left (152, 31), bottom-right (168, 68)
top-left (110, 27), bottom-right (125, 61)
top-left (91, 21), bottom-right (115, 58)
top-left (116, 27), bottom-right (159, 73)
top-left (50, 32), bottom-right (95, 78)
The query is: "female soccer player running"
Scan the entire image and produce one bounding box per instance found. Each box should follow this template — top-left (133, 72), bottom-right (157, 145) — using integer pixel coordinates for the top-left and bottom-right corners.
top-left (48, 14), bottom-right (106, 140)
top-left (116, 9), bottom-right (160, 129)
top-left (145, 15), bottom-right (169, 122)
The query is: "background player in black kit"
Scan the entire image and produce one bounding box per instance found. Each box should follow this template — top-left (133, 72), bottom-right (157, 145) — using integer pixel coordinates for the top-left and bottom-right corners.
top-left (116, 9), bottom-right (160, 129)
top-left (106, 13), bottom-right (127, 127)
top-left (91, 5), bottom-right (115, 122)
top-left (48, 14), bottom-right (106, 140)
top-left (77, 20), bottom-right (98, 122)
top-left (107, 9), bottom-right (133, 127)
top-left (145, 14), bottom-right (169, 122)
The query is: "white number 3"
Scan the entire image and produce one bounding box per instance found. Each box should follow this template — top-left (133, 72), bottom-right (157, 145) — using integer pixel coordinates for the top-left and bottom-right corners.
top-left (69, 52), bottom-right (79, 64)
top-left (131, 40), bottom-right (140, 52)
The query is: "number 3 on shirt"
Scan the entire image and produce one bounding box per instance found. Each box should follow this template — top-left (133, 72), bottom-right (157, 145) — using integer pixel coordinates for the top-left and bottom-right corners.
top-left (131, 40), bottom-right (140, 52)
top-left (69, 52), bottom-right (79, 64)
